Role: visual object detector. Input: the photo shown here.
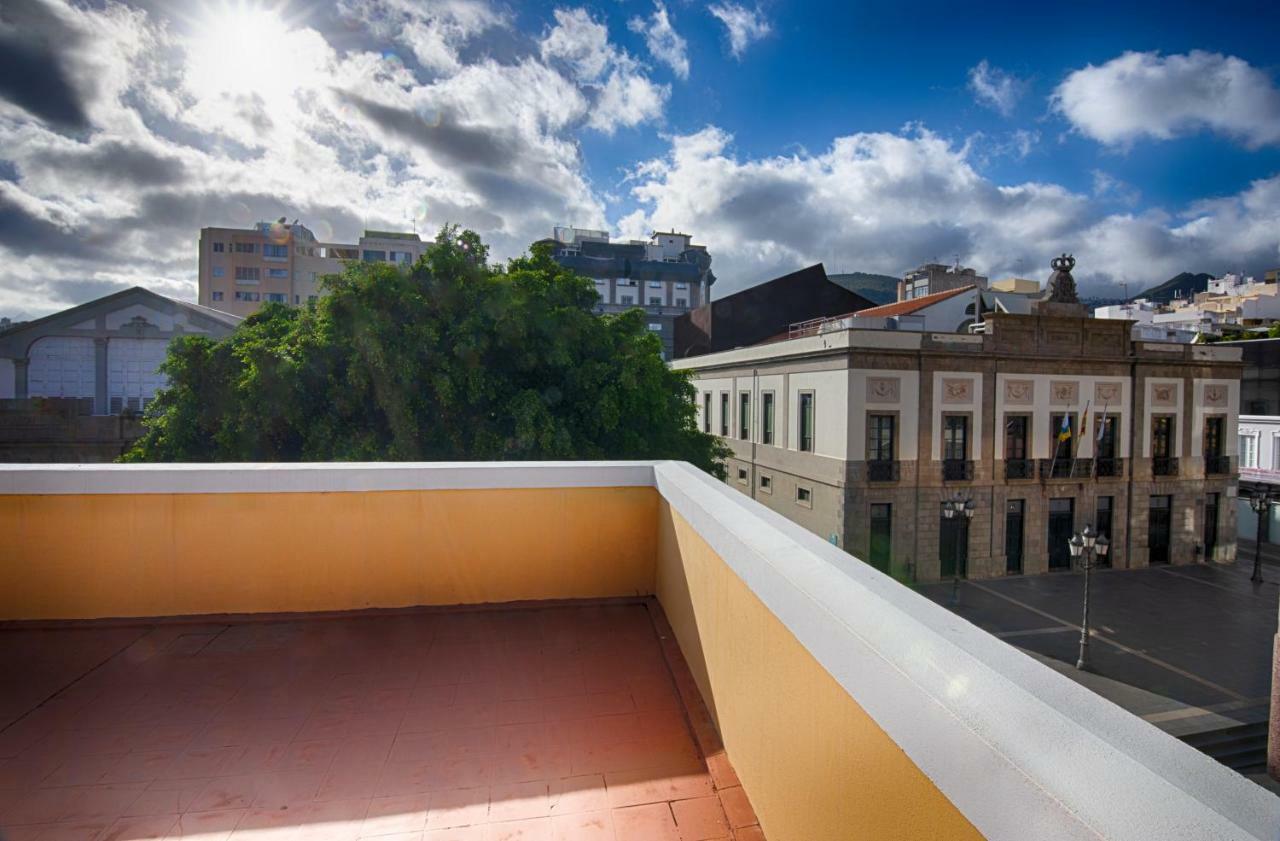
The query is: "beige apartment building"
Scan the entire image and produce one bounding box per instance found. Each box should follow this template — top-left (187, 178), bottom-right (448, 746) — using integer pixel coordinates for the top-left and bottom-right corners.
top-left (198, 221), bottom-right (426, 317)
top-left (674, 311), bottom-right (1242, 583)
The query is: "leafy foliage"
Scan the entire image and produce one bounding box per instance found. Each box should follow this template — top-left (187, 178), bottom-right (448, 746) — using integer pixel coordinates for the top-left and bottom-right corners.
top-left (124, 227), bottom-right (728, 476)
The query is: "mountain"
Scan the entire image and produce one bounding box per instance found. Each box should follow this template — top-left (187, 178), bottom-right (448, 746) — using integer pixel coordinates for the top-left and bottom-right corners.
top-left (827, 272), bottom-right (899, 305)
top-left (1133, 272), bottom-right (1214, 304)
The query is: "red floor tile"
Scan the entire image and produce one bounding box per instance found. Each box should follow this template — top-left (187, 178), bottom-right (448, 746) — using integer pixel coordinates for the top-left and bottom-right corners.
top-left (612, 803), bottom-right (679, 841)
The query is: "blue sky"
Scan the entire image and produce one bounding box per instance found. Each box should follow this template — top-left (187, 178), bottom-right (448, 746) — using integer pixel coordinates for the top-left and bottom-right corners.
top-left (0, 0), bottom-right (1278, 316)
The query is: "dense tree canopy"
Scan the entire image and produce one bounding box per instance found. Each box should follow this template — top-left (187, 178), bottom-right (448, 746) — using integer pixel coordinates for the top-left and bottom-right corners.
top-left (124, 227), bottom-right (728, 476)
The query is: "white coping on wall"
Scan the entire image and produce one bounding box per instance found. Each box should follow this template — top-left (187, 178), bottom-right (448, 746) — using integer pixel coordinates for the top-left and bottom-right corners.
top-left (653, 460), bottom-right (1280, 841)
top-left (3, 459), bottom-right (1277, 837)
top-left (0, 461), bottom-right (657, 495)
top-left (669, 328), bottom-right (926, 371)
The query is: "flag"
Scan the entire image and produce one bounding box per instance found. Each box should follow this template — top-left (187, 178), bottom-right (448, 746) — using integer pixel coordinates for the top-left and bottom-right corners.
top-left (1057, 413), bottom-right (1072, 443)
top-left (1095, 404), bottom-right (1109, 443)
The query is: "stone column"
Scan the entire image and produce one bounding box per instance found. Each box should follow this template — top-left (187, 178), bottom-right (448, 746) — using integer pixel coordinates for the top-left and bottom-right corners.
top-left (14, 357), bottom-right (28, 399)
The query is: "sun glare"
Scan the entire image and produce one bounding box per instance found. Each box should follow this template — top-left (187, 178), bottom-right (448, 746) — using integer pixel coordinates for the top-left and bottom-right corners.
top-left (186, 2), bottom-right (298, 98)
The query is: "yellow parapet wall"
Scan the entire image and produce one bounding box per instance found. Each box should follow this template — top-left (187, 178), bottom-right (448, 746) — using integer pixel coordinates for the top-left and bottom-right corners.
top-left (0, 486), bottom-right (658, 620)
top-left (655, 500), bottom-right (982, 841)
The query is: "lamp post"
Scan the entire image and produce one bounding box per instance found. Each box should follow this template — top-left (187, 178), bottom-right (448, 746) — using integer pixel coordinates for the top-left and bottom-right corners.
top-left (1069, 524), bottom-right (1110, 671)
top-left (942, 492), bottom-right (975, 605)
top-left (1248, 491), bottom-right (1272, 585)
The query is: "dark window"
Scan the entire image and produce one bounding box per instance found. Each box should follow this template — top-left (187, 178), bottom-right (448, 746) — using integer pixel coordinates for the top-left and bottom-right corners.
top-left (943, 415), bottom-right (968, 460)
top-left (869, 504), bottom-right (892, 573)
top-left (263, 243), bottom-right (288, 259)
top-left (1203, 416), bottom-right (1224, 458)
top-left (1050, 412), bottom-right (1075, 461)
top-left (1149, 495), bottom-right (1172, 564)
top-left (798, 392), bottom-right (815, 452)
top-left (1005, 415), bottom-right (1029, 460)
top-left (1096, 416), bottom-right (1118, 459)
top-left (737, 467), bottom-right (748, 483)
top-left (1047, 497), bottom-right (1075, 570)
top-left (759, 474), bottom-right (771, 491)
top-left (761, 392), bottom-right (775, 445)
top-left (868, 414), bottom-right (895, 462)
top-left (720, 393), bottom-right (729, 437)
top-left (1095, 497), bottom-right (1113, 568)
top-left (234, 241), bottom-right (255, 253)
top-left (940, 507), bottom-right (968, 579)
top-left (1005, 500), bottom-right (1025, 574)
top-left (739, 392), bottom-right (750, 440)
top-left (212, 241), bottom-right (224, 252)
top-left (703, 393), bottom-right (711, 433)
top-left (796, 486), bottom-right (812, 505)
top-left (1152, 416), bottom-right (1175, 458)
top-left (1204, 493), bottom-right (1219, 559)
top-left (234, 266), bottom-right (260, 281)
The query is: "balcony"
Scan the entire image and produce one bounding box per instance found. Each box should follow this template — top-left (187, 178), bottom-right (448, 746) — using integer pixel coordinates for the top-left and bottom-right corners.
top-left (1205, 455), bottom-right (1232, 476)
top-left (866, 459), bottom-right (899, 482)
top-left (1038, 458), bottom-right (1094, 480)
top-left (941, 459), bottom-right (973, 481)
top-left (0, 462), bottom-right (1275, 841)
top-left (1095, 457), bottom-right (1124, 478)
top-left (1153, 456), bottom-right (1180, 477)
top-left (1004, 458), bottom-right (1035, 480)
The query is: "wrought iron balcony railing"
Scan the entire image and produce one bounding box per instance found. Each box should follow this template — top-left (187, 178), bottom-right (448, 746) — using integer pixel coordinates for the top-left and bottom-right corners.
top-left (866, 459), bottom-right (899, 482)
top-left (942, 459), bottom-right (974, 481)
top-left (1095, 457), bottom-right (1123, 478)
top-left (1153, 456), bottom-right (1179, 477)
top-left (1204, 455), bottom-right (1231, 476)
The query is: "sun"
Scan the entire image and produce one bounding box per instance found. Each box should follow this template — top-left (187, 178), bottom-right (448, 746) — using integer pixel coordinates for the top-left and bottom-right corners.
top-left (184, 1), bottom-right (305, 99)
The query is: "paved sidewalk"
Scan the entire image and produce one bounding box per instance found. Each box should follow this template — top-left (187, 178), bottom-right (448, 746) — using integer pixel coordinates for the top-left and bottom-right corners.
top-left (916, 561), bottom-right (1278, 736)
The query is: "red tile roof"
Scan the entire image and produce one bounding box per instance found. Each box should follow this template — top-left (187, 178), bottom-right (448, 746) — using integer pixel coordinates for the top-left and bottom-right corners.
top-left (852, 284), bottom-right (975, 318)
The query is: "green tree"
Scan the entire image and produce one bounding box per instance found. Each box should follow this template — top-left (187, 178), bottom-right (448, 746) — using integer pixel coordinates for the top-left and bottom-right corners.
top-left (124, 226), bottom-right (729, 476)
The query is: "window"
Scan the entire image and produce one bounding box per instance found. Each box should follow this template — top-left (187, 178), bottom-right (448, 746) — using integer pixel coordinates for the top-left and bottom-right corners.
top-left (761, 392), bottom-right (775, 445)
top-left (649, 281), bottom-right (662, 288)
top-left (1148, 495), bottom-right (1172, 564)
top-left (263, 243), bottom-right (288, 259)
top-left (294, 295), bottom-right (300, 304)
top-left (720, 393), bottom-right (729, 436)
top-left (868, 414), bottom-right (895, 462)
top-left (235, 266), bottom-right (260, 282)
top-left (362, 249), bottom-right (387, 262)
top-left (234, 291), bottom-right (260, 302)
top-left (798, 392), bottom-right (815, 452)
top-left (796, 486), bottom-right (812, 507)
top-left (308, 295), bottom-right (318, 304)
top-left (620, 295), bottom-right (635, 305)
top-left (211, 291), bottom-right (224, 301)
top-left (703, 392), bottom-right (711, 433)
top-left (648, 323), bottom-right (662, 331)
top-left (1240, 433), bottom-right (1259, 468)
top-left (739, 392), bottom-right (750, 440)
top-left (1050, 413), bottom-right (1075, 461)
top-left (1204, 416), bottom-right (1224, 458)
top-left (737, 467), bottom-right (748, 484)
top-left (648, 296), bottom-right (662, 305)
top-left (618, 278), bottom-right (637, 287)
top-left (675, 298), bottom-right (687, 307)
top-left (1152, 416), bottom-right (1175, 458)
top-left (759, 474), bottom-right (772, 493)
top-left (264, 293), bottom-right (286, 303)
top-left (943, 415), bottom-right (969, 461)
top-left (389, 250), bottom-right (412, 263)
top-left (869, 503), bottom-right (892, 573)
top-left (676, 282), bottom-right (688, 290)
top-left (266, 268), bottom-right (288, 278)
top-left (212, 242), bottom-right (224, 252)
top-left (211, 266), bottom-right (225, 278)
top-left (1005, 415), bottom-right (1029, 460)
top-left (234, 242), bottom-right (255, 253)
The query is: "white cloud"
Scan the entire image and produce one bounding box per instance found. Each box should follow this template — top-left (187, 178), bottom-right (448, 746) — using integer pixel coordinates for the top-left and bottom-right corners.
top-left (1053, 50), bottom-right (1280, 148)
top-left (967, 60), bottom-right (1027, 117)
top-left (628, 2), bottom-right (689, 80)
top-left (623, 124), bottom-right (1280, 296)
top-left (541, 7), bottom-right (613, 82)
top-left (708, 3), bottom-right (770, 58)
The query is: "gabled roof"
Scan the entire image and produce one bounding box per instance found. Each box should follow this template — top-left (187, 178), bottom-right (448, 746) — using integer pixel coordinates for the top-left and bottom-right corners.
top-left (852, 285), bottom-right (975, 318)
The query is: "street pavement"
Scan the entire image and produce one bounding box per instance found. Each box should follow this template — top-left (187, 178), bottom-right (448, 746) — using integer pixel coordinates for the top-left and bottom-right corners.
top-left (916, 560), bottom-right (1278, 736)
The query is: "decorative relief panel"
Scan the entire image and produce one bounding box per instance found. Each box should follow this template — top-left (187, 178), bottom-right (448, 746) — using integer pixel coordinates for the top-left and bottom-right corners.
top-left (1049, 381), bottom-right (1078, 405)
top-left (865, 377), bottom-right (900, 403)
top-left (1003, 379), bottom-right (1034, 406)
top-left (1094, 382), bottom-right (1122, 405)
top-left (1151, 383), bottom-right (1178, 408)
top-left (941, 378), bottom-right (974, 404)
top-left (1204, 384), bottom-right (1228, 408)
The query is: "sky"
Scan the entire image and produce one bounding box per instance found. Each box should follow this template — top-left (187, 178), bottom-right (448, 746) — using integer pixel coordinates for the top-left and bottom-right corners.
top-left (1, 0), bottom-right (1279, 318)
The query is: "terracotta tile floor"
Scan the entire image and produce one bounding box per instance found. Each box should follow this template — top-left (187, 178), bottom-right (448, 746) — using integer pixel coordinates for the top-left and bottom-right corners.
top-left (0, 603), bottom-right (764, 841)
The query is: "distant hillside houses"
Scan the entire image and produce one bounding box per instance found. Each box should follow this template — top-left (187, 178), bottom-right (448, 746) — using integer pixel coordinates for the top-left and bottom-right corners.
top-left (1095, 270), bottom-right (1280, 342)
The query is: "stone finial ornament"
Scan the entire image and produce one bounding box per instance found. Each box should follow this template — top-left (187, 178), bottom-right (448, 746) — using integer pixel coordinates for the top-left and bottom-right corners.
top-left (1043, 253), bottom-right (1080, 304)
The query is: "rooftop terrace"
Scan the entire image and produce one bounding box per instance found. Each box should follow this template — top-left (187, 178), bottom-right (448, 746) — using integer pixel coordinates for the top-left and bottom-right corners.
top-left (2, 461), bottom-right (1278, 840)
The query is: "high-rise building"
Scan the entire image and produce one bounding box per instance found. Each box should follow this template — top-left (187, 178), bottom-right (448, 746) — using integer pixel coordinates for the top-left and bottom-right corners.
top-left (198, 221), bottom-right (426, 317)
top-left (534, 227), bottom-right (715, 358)
top-left (898, 261), bottom-right (988, 301)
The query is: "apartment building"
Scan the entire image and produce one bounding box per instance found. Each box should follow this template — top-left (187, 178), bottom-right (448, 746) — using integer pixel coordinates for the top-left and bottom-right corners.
top-left (674, 310), bottom-right (1242, 583)
top-left (198, 221), bottom-right (426, 317)
top-left (897, 261), bottom-right (988, 301)
top-left (534, 227), bottom-right (714, 358)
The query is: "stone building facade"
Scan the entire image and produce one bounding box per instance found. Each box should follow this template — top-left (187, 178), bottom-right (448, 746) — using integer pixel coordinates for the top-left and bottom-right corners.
top-left (673, 311), bottom-right (1242, 583)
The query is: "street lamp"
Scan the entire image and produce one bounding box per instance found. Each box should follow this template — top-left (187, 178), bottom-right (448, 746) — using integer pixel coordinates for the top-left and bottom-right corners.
top-left (942, 492), bottom-right (975, 605)
top-left (1247, 491), bottom-right (1273, 584)
top-left (1069, 524), bottom-right (1109, 671)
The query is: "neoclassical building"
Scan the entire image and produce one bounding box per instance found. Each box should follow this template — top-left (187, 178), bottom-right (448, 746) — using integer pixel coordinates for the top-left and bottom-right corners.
top-left (674, 309), bottom-right (1241, 582)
